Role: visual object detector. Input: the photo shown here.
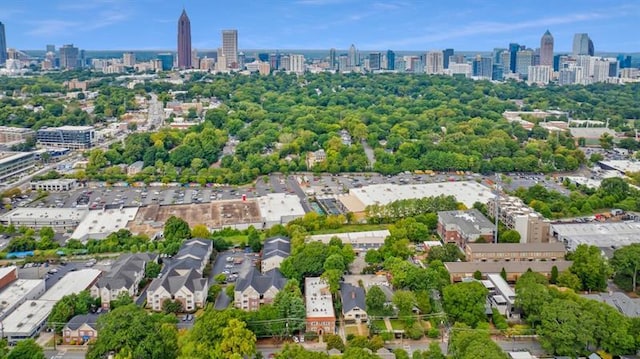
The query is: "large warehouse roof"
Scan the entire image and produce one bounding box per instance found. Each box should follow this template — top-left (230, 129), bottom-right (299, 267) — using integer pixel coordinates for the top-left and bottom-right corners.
top-left (339, 181), bottom-right (493, 212)
top-left (551, 222), bottom-right (640, 251)
top-left (72, 207), bottom-right (139, 241)
top-left (40, 269), bottom-right (101, 301)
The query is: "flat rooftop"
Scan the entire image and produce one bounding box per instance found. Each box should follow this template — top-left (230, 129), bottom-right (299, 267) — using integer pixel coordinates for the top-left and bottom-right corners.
top-left (552, 221), bottom-right (640, 251)
top-left (439, 209), bottom-right (494, 232)
top-left (341, 181), bottom-right (493, 213)
top-left (40, 269), bottom-right (101, 301)
top-left (2, 300), bottom-right (56, 336)
top-left (445, 260), bottom-right (573, 275)
top-left (72, 207), bottom-right (139, 241)
top-left (466, 242), bottom-right (566, 254)
top-left (128, 200), bottom-right (262, 235)
top-left (0, 151), bottom-right (34, 166)
top-left (307, 230), bottom-right (390, 246)
top-left (599, 160), bottom-right (640, 174)
top-left (41, 125), bottom-right (94, 131)
top-left (0, 279), bottom-right (45, 318)
top-left (0, 265), bottom-right (16, 279)
top-left (0, 208), bottom-right (87, 223)
top-left (257, 193), bottom-right (305, 222)
top-left (305, 277), bottom-right (335, 318)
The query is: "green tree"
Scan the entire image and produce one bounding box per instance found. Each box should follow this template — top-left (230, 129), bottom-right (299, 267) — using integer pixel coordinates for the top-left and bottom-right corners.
top-left (162, 299), bottom-right (183, 314)
top-left (110, 292), bottom-right (133, 309)
top-left (217, 318), bottom-right (257, 359)
top-left (538, 299), bottom-right (594, 356)
top-left (191, 224), bottom-right (211, 238)
top-left (427, 243), bottom-right (463, 263)
top-left (393, 290), bottom-right (417, 319)
top-left (448, 324), bottom-right (507, 359)
top-left (599, 132), bottom-right (614, 150)
top-left (145, 261), bottom-right (162, 279)
top-left (568, 244), bottom-right (612, 292)
top-left (38, 226), bottom-right (55, 241)
top-left (550, 265), bottom-right (559, 284)
top-left (611, 243), bottom-right (640, 292)
top-left (7, 339), bottom-right (45, 359)
top-left (499, 229), bottom-right (521, 243)
top-left (87, 304), bottom-right (178, 359)
top-left (443, 282), bottom-right (488, 328)
top-left (557, 270), bottom-right (582, 291)
top-left (366, 285), bottom-right (389, 316)
top-left (325, 334), bottom-right (345, 352)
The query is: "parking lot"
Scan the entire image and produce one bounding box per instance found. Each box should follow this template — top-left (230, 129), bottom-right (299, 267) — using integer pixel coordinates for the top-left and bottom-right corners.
top-left (210, 249), bottom-right (256, 285)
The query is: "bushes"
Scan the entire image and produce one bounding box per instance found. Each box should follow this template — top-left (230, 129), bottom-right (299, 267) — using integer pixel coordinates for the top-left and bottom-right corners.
top-left (492, 308), bottom-right (508, 331)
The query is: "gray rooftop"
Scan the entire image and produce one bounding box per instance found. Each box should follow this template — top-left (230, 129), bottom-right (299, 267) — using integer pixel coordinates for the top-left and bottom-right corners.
top-left (438, 209), bottom-right (494, 235)
top-left (340, 283), bottom-right (366, 314)
top-left (95, 253), bottom-right (157, 291)
top-left (582, 292), bottom-right (640, 318)
top-left (445, 260), bottom-right (573, 274)
top-left (148, 268), bottom-right (208, 294)
top-left (262, 236), bottom-right (290, 260)
top-left (235, 267), bottom-right (287, 294)
top-left (466, 242), bottom-right (566, 254)
top-left (65, 313), bottom-right (99, 331)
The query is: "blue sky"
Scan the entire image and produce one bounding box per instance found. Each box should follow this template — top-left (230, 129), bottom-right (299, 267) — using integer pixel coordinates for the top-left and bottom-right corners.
top-left (1, 0), bottom-right (638, 52)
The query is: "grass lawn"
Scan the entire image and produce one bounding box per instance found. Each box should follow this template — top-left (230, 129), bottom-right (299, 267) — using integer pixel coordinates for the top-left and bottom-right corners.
top-left (310, 224), bottom-right (388, 235)
top-left (345, 326), bottom-right (360, 336)
top-left (389, 319), bottom-right (405, 331)
top-left (223, 234), bottom-right (249, 245)
top-left (371, 319), bottom-right (387, 332)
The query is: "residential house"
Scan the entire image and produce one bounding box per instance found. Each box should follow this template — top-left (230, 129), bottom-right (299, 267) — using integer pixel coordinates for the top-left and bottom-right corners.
top-left (340, 283), bottom-right (367, 324)
top-left (305, 277), bottom-right (335, 336)
top-left (171, 238), bottom-right (213, 274)
top-left (147, 268), bottom-right (208, 312)
top-left (261, 236), bottom-right (290, 273)
top-left (91, 253), bottom-right (158, 309)
top-left (234, 268), bottom-right (287, 311)
top-left (63, 314), bottom-right (99, 345)
top-left (437, 209), bottom-right (494, 246)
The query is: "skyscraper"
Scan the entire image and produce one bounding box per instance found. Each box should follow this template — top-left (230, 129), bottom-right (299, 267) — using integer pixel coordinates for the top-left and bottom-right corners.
top-left (472, 56), bottom-right (493, 79)
top-left (329, 48), bottom-right (336, 70)
top-left (368, 52), bottom-right (381, 71)
top-left (348, 44), bottom-right (357, 68)
top-left (0, 22), bottom-right (6, 66)
top-left (59, 44), bottom-right (79, 70)
top-left (177, 9), bottom-right (192, 68)
top-left (516, 49), bottom-right (534, 77)
top-left (425, 51), bottom-right (444, 74)
top-left (442, 48), bottom-right (454, 69)
top-left (508, 43), bottom-right (520, 73)
top-left (540, 30), bottom-right (554, 67)
top-left (386, 50), bottom-right (395, 70)
top-left (222, 30), bottom-right (238, 69)
top-left (573, 33), bottom-right (592, 56)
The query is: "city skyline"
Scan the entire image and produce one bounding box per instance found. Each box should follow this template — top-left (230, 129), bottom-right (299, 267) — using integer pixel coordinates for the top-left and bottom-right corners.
top-left (0, 0), bottom-right (638, 52)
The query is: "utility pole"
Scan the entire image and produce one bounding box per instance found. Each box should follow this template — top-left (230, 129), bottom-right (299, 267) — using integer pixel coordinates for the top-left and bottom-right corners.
top-left (494, 173), bottom-right (501, 244)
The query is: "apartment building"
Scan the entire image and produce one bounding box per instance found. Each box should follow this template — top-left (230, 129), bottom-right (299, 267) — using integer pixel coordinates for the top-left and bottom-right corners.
top-left (437, 209), bottom-right (494, 246)
top-left (464, 242), bottom-right (566, 262)
top-left (488, 195), bottom-right (550, 243)
top-left (305, 277), bottom-right (335, 336)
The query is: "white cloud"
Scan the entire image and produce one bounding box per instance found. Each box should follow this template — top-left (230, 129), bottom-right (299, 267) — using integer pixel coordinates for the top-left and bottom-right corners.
top-left (26, 20), bottom-right (80, 37)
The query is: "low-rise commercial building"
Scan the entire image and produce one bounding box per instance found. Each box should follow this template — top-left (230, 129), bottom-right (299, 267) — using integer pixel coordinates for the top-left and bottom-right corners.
top-left (30, 178), bottom-right (77, 192)
top-left (71, 207), bottom-right (139, 241)
top-left (0, 126), bottom-right (35, 145)
top-left (488, 195), bottom-right (550, 243)
top-left (551, 221), bottom-right (640, 252)
top-left (40, 269), bottom-right (102, 301)
top-left (0, 208), bottom-right (87, 230)
top-left (36, 125), bottom-right (95, 149)
top-left (305, 277), bottom-right (335, 336)
top-left (444, 260), bottom-right (572, 282)
top-left (307, 230), bottom-right (389, 251)
top-left (437, 209), bottom-right (494, 246)
top-left (464, 242), bottom-right (566, 262)
top-left (2, 300), bottom-right (56, 344)
top-left (257, 193), bottom-right (306, 228)
top-left (0, 151), bottom-right (36, 182)
top-left (0, 279), bottom-right (46, 320)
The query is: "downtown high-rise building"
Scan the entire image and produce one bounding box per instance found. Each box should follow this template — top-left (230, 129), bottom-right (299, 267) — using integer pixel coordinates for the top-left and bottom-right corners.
top-left (368, 52), bottom-right (381, 71)
top-left (515, 49), bottom-right (534, 77)
top-left (442, 48), bottom-right (454, 69)
top-left (573, 33), bottom-right (594, 56)
top-left (540, 30), bottom-right (554, 67)
top-left (222, 30), bottom-right (238, 69)
top-left (425, 51), bottom-right (444, 74)
top-left (472, 56), bottom-right (493, 79)
top-left (348, 44), bottom-right (358, 68)
top-left (123, 52), bottom-right (136, 67)
top-left (177, 9), bottom-right (192, 68)
top-left (59, 44), bottom-right (79, 70)
top-left (329, 48), bottom-right (337, 70)
top-left (508, 43), bottom-right (520, 73)
top-left (386, 50), bottom-right (395, 70)
top-left (0, 21), bottom-right (6, 66)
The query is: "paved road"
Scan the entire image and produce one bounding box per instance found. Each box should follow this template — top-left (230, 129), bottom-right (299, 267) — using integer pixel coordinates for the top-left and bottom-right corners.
top-left (44, 349), bottom-right (86, 359)
top-left (287, 175), bottom-right (312, 212)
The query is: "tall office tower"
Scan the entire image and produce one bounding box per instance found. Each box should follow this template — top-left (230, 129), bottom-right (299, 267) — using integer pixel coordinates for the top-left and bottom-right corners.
top-left (508, 43), bottom-right (520, 73)
top-left (279, 55), bottom-right (290, 71)
top-left (338, 54), bottom-right (348, 72)
top-left (617, 55), bottom-right (632, 69)
top-left (222, 30), bottom-right (238, 69)
top-left (587, 38), bottom-right (594, 56)
top-left (425, 51), bottom-right (444, 74)
top-left (348, 44), bottom-right (357, 68)
top-left (442, 48), bottom-right (454, 69)
top-left (527, 65), bottom-right (551, 85)
top-left (329, 48), bottom-right (336, 70)
top-left (59, 44), bottom-right (79, 70)
top-left (500, 51), bottom-right (511, 75)
top-left (0, 22), bottom-right (6, 66)
top-left (540, 30), bottom-right (554, 67)
top-left (289, 54), bottom-right (305, 74)
top-left (46, 44), bottom-right (55, 53)
top-left (269, 53), bottom-right (280, 70)
top-left (516, 49), bottom-right (534, 77)
top-left (472, 56), bottom-right (493, 79)
top-left (177, 9), bottom-right (192, 68)
top-left (553, 54), bottom-right (567, 72)
top-left (123, 52), bottom-right (136, 67)
top-left (493, 48), bottom-right (506, 65)
top-left (237, 52), bottom-right (245, 69)
top-left (492, 64), bottom-right (504, 81)
top-left (157, 53), bottom-right (174, 71)
top-left (386, 50), bottom-right (395, 70)
top-left (573, 33), bottom-right (591, 56)
top-left (368, 52), bottom-right (381, 71)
